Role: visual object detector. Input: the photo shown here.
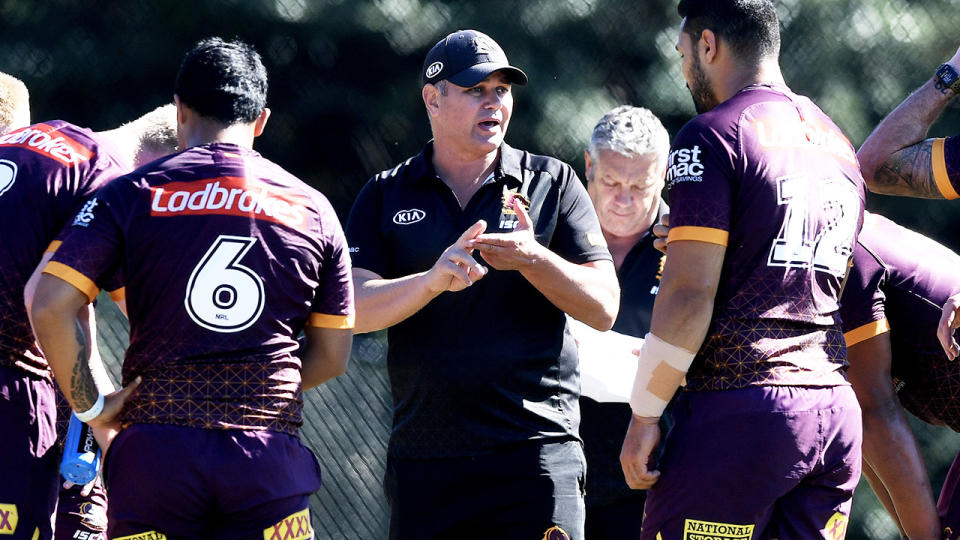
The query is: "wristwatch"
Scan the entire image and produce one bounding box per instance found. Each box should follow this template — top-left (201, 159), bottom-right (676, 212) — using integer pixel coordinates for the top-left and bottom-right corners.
top-left (936, 63), bottom-right (960, 94)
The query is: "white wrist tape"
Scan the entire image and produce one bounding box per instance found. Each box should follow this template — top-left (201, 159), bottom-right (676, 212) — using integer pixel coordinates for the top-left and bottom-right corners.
top-left (629, 333), bottom-right (696, 418)
top-left (74, 393), bottom-right (105, 423)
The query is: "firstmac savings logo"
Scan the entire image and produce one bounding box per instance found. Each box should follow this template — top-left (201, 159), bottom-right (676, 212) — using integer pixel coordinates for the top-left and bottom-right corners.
top-left (425, 61), bottom-right (443, 79)
top-left (72, 197), bottom-right (99, 227)
top-left (392, 208), bottom-right (426, 225)
top-left (665, 145), bottom-right (705, 188)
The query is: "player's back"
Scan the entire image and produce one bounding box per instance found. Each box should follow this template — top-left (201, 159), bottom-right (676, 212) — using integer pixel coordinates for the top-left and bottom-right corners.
top-left (842, 212), bottom-right (960, 430)
top-left (0, 121), bottom-right (127, 377)
top-left (52, 142), bottom-right (347, 434)
top-left (666, 83), bottom-right (866, 391)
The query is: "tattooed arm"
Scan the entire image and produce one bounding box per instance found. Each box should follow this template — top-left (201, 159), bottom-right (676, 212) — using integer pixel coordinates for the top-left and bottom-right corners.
top-left (858, 46), bottom-right (960, 198)
top-left (30, 273), bottom-right (139, 433)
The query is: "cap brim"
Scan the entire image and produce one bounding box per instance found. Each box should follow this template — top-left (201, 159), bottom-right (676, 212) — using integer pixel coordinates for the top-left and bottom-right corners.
top-left (446, 63), bottom-right (528, 87)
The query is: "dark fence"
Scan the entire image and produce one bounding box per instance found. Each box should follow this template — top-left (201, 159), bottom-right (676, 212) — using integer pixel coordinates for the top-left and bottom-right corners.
top-left (16, 1), bottom-right (960, 538)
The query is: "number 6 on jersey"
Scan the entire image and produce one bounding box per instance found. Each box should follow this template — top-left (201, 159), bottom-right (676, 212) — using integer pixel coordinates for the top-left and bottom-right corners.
top-left (185, 235), bottom-right (265, 332)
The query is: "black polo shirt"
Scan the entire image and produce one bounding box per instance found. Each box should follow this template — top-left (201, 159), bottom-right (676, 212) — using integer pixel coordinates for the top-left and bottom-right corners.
top-left (580, 202), bottom-right (668, 507)
top-left (346, 141), bottom-right (611, 459)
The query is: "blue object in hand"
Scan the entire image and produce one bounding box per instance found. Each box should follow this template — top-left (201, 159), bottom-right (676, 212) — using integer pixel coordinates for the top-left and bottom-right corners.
top-left (60, 412), bottom-right (101, 485)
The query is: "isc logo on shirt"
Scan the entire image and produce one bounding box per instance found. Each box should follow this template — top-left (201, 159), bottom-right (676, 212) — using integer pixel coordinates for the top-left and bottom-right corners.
top-left (666, 145), bottom-right (704, 187)
top-left (392, 208), bottom-right (425, 225)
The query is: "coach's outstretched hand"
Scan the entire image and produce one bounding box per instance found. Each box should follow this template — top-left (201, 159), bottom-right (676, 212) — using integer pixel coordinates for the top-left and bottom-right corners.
top-left (620, 414), bottom-right (662, 489)
top-left (471, 197), bottom-right (542, 271)
top-left (938, 294), bottom-right (960, 360)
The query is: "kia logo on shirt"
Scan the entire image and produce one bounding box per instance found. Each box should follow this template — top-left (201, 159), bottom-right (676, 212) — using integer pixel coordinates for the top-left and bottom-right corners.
top-left (393, 209), bottom-right (426, 225)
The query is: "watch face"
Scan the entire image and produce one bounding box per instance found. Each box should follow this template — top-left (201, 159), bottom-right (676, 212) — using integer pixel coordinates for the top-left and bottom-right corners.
top-left (938, 64), bottom-right (960, 89)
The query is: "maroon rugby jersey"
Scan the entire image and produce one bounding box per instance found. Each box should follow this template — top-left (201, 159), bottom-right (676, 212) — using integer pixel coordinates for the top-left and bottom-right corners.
top-left (841, 213), bottom-right (960, 431)
top-left (46, 143), bottom-right (354, 434)
top-left (665, 83), bottom-right (866, 390)
top-left (0, 121), bottom-right (129, 378)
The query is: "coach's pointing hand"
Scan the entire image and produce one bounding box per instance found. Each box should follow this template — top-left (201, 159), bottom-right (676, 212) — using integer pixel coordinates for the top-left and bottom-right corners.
top-left (426, 220), bottom-right (488, 293)
top-left (471, 198), bottom-right (542, 271)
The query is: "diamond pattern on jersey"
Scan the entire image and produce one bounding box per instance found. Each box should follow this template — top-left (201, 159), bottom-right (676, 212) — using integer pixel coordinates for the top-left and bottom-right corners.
top-left (895, 349), bottom-right (960, 432)
top-left (121, 358), bottom-right (304, 435)
top-left (686, 317), bottom-right (848, 391)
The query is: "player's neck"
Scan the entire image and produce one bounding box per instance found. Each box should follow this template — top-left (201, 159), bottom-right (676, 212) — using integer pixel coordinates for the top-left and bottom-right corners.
top-left (183, 121), bottom-right (257, 150)
top-left (718, 60), bottom-right (785, 103)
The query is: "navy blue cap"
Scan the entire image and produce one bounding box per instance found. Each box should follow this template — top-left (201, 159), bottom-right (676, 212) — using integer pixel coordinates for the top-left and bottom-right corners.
top-left (422, 30), bottom-right (528, 87)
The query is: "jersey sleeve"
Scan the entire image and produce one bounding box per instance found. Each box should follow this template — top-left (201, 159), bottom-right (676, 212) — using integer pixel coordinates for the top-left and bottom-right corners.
top-left (308, 201), bottom-right (355, 329)
top-left (549, 167), bottom-right (612, 264)
top-left (933, 136), bottom-right (960, 200)
top-left (344, 178), bottom-right (388, 277)
top-left (44, 179), bottom-right (127, 302)
top-left (838, 241), bottom-right (888, 346)
top-left (665, 121), bottom-right (735, 246)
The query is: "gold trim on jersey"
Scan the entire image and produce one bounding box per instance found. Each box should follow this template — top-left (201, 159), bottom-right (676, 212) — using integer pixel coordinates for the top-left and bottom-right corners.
top-left (843, 318), bottom-right (890, 347)
top-left (109, 287), bottom-right (126, 302)
top-left (667, 226), bottom-right (729, 246)
top-left (42, 261), bottom-right (99, 302)
top-left (45, 240), bottom-right (61, 254)
top-left (307, 312), bottom-right (355, 329)
top-left (932, 138), bottom-right (960, 200)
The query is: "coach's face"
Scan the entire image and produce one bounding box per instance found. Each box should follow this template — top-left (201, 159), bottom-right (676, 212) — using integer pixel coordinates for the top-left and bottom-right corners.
top-left (431, 71), bottom-right (513, 158)
top-left (677, 20), bottom-right (719, 114)
top-left (586, 148), bottom-right (663, 239)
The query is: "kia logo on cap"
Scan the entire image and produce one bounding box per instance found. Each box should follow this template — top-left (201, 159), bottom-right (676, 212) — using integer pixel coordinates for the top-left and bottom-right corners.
top-left (425, 61), bottom-right (443, 79)
top-left (393, 209), bottom-right (426, 225)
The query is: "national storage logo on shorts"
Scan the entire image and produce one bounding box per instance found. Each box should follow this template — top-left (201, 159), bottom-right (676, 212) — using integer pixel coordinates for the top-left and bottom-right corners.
top-left (682, 518), bottom-right (754, 540)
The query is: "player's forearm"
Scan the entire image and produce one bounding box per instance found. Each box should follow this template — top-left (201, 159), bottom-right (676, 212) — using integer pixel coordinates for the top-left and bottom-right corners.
top-left (301, 327), bottom-right (352, 390)
top-left (648, 283), bottom-right (715, 354)
top-left (519, 252), bottom-right (619, 331)
top-left (353, 273), bottom-right (441, 333)
top-left (858, 78), bottom-right (955, 196)
top-left (33, 309), bottom-right (97, 412)
top-left (860, 463), bottom-right (907, 538)
top-left (861, 400), bottom-right (940, 540)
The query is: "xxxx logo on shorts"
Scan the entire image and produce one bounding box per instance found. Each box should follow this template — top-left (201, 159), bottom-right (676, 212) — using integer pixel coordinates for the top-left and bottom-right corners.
top-left (263, 508), bottom-right (312, 540)
top-left (682, 519), bottom-right (754, 540)
top-left (822, 512), bottom-right (848, 540)
top-left (0, 504), bottom-right (17, 535)
top-left (112, 532), bottom-right (166, 540)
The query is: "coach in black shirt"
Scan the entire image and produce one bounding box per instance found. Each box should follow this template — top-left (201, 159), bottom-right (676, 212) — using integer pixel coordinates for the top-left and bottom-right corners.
top-left (574, 105), bottom-right (670, 539)
top-left (345, 29), bottom-right (619, 539)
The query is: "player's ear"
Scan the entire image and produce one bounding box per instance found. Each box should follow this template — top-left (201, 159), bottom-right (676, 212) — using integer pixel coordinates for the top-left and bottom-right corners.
top-left (253, 107), bottom-right (271, 138)
top-left (584, 150), bottom-right (594, 182)
top-left (700, 29), bottom-right (717, 64)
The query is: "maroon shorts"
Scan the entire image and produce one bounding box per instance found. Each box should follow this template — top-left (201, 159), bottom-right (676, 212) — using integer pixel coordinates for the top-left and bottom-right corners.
top-left (640, 386), bottom-right (862, 540)
top-left (104, 424), bottom-right (321, 540)
top-left (0, 366), bottom-right (59, 540)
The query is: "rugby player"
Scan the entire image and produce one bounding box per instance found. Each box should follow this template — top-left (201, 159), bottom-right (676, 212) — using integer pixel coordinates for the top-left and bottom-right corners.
top-left (620, 1), bottom-right (866, 537)
top-left (841, 212), bottom-right (960, 540)
top-left (0, 72), bottom-right (28, 134)
top-left (576, 105), bottom-right (670, 539)
top-left (346, 29), bottom-right (619, 539)
top-left (857, 45), bottom-right (960, 198)
top-left (0, 95), bottom-right (176, 537)
top-left (31, 37), bottom-right (354, 539)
